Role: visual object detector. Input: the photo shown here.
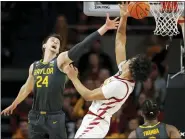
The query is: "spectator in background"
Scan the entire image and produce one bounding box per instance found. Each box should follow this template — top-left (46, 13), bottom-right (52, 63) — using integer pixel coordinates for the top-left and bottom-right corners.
top-left (123, 118), bottom-right (139, 138)
top-left (78, 40), bottom-right (114, 76)
top-left (12, 120), bottom-right (28, 139)
top-left (142, 78), bottom-right (156, 98)
top-left (55, 15), bottom-right (68, 50)
top-left (137, 93), bottom-right (148, 118)
top-left (80, 53), bottom-right (101, 80)
top-left (138, 93), bottom-right (147, 108)
top-left (134, 77), bottom-right (155, 100)
top-left (94, 79), bottom-right (102, 88)
top-left (63, 95), bottom-right (74, 121)
top-left (106, 108), bottom-right (127, 138)
top-left (98, 68), bottom-right (111, 83)
top-left (77, 12), bottom-right (88, 33)
top-left (75, 119), bottom-right (83, 134)
top-left (151, 48), bottom-right (168, 108)
top-left (72, 79), bottom-right (93, 119)
top-left (67, 29), bottom-right (79, 50)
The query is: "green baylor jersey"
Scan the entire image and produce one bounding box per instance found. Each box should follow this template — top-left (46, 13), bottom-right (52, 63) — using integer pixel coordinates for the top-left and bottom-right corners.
top-left (32, 58), bottom-right (66, 111)
top-left (136, 122), bottom-right (169, 139)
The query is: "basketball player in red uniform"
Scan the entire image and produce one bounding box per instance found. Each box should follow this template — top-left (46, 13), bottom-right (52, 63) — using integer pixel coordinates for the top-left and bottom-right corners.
top-left (64, 3), bottom-right (152, 138)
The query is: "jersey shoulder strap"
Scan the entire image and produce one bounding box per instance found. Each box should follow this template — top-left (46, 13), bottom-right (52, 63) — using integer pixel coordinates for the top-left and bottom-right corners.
top-left (159, 122), bottom-right (169, 138)
top-left (31, 60), bottom-right (40, 75)
top-left (135, 127), bottom-right (142, 138)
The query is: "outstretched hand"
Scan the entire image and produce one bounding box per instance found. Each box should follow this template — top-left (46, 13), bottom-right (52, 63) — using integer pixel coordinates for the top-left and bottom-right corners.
top-left (119, 2), bottom-right (129, 17)
top-left (105, 13), bottom-right (119, 30)
top-left (1, 103), bottom-right (17, 116)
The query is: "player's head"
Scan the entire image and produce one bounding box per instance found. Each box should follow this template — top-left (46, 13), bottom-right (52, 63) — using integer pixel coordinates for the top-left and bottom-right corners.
top-left (127, 54), bottom-right (152, 82)
top-left (42, 34), bottom-right (63, 56)
top-left (141, 99), bottom-right (160, 121)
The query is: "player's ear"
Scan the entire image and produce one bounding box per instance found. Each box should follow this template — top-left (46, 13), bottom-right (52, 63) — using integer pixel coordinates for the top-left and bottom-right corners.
top-left (43, 44), bottom-right (46, 49)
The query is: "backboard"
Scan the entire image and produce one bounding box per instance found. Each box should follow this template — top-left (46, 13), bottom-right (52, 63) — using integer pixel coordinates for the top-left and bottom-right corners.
top-left (83, 1), bottom-right (184, 17)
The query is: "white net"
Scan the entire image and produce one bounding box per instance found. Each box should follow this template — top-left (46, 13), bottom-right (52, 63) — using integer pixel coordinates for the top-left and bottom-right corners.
top-left (149, 2), bottom-right (184, 36)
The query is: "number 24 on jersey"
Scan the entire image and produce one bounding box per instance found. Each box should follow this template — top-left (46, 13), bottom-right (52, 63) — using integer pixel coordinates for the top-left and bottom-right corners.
top-left (36, 76), bottom-right (49, 87)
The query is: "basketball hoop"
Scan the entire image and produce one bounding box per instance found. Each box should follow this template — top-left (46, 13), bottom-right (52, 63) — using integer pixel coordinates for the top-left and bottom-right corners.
top-left (149, 2), bottom-right (184, 36)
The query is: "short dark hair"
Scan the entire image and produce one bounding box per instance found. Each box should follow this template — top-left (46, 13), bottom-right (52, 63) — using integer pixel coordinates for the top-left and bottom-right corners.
top-left (129, 54), bottom-right (152, 82)
top-left (141, 99), bottom-right (159, 120)
top-left (42, 34), bottom-right (65, 55)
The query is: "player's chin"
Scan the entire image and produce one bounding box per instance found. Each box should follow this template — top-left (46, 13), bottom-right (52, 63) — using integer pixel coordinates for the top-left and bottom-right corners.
top-left (50, 48), bottom-right (58, 53)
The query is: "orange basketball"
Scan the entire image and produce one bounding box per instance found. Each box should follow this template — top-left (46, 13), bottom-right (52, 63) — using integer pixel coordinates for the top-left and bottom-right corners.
top-left (128, 2), bottom-right (150, 19)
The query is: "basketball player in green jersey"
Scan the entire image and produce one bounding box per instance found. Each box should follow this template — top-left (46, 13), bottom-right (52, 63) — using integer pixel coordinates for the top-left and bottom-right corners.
top-left (1, 14), bottom-right (119, 139)
top-left (128, 99), bottom-right (181, 139)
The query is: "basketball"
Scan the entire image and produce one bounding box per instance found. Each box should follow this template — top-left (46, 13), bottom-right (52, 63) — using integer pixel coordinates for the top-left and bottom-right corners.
top-left (128, 2), bottom-right (150, 19)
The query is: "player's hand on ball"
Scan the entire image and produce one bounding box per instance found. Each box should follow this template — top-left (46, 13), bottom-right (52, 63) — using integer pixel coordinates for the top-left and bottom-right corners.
top-left (178, 16), bottom-right (184, 27)
top-left (65, 64), bottom-right (79, 80)
top-left (105, 13), bottom-right (119, 30)
top-left (119, 2), bottom-right (129, 17)
top-left (1, 103), bottom-right (17, 116)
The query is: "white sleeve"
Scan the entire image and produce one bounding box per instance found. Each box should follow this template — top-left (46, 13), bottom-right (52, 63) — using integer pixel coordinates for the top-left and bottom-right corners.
top-left (101, 81), bottom-right (128, 99)
top-left (115, 60), bottom-right (127, 76)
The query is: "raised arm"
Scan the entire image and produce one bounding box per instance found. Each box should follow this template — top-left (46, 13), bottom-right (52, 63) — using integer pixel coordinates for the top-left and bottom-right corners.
top-left (1, 64), bottom-right (34, 116)
top-left (115, 2), bottom-right (129, 65)
top-left (179, 16), bottom-right (184, 41)
top-left (57, 14), bottom-right (119, 69)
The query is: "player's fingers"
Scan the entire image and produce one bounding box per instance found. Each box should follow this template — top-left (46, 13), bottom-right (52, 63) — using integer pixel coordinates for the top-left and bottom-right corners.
top-left (118, 4), bottom-right (123, 9)
top-left (106, 13), bottom-right (110, 20)
top-left (4, 111), bottom-right (7, 116)
top-left (114, 17), bottom-right (119, 21)
top-left (1, 110), bottom-right (4, 115)
top-left (10, 109), bottom-right (14, 115)
top-left (115, 21), bottom-right (120, 24)
top-left (112, 27), bottom-right (118, 29)
top-left (115, 24), bottom-right (119, 27)
top-left (125, 1), bottom-right (129, 5)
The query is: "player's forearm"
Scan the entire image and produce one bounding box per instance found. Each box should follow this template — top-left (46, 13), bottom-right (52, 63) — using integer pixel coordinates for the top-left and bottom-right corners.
top-left (181, 23), bottom-right (184, 42)
top-left (115, 15), bottom-right (128, 63)
top-left (116, 15), bottom-right (127, 45)
top-left (70, 78), bottom-right (92, 100)
top-left (12, 90), bottom-right (30, 106)
top-left (98, 24), bottom-right (109, 36)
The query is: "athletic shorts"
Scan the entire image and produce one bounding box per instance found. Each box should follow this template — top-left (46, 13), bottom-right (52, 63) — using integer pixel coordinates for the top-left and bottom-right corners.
top-left (28, 110), bottom-right (67, 139)
top-left (75, 113), bottom-right (110, 138)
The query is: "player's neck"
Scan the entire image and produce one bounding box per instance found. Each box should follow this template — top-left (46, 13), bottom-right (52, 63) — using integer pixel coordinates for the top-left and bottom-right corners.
top-left (144, 119), bottom-right (159, 126)
top-left (119, 72), bottom-right (132, 81)
top-left (43, 51), bottom-right (57, 63)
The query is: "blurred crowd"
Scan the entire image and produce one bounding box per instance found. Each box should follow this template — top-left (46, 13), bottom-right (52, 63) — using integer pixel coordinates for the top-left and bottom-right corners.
top-left (2, 2), bottom-right (169, 139)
